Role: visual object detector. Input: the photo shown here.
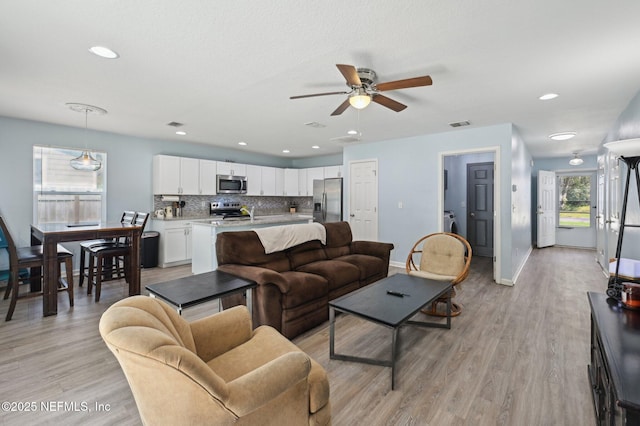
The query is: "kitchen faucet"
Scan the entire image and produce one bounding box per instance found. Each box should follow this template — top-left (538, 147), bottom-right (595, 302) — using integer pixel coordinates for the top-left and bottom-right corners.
top-left (240, 206), bottom-right (254, 222)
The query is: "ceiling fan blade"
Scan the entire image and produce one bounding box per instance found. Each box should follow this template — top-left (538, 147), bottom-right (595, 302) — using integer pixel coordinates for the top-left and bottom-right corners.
top-left (375, 75), bottom-right (433, 92)
top-left (372, 94), bottom-right (407, 112)
top-left (290, 91), bottom-right (348, 99)
top-left (330, 99), bottom-right (351, 116)
top-left (336, 64), bottom-right (362, 87)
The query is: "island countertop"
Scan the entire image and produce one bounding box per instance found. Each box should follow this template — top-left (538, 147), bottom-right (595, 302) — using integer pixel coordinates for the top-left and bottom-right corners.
top-left (193, 213), bottom-right (313, 228)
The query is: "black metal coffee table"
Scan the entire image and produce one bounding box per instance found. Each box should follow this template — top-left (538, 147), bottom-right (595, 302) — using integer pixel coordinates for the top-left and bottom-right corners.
top-left (329, 273), bottom-right (452, 390)
top-left (145, 270), bottom-right (256, 315)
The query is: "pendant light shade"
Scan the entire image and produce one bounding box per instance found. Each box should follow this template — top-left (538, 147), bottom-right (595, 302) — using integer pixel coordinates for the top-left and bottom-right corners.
top-left (569, 153), bottom-right (584, 166)
top-left (67, 103), bottom-right (106, 171)
top-left (604, 138), bottom-right (640, 157)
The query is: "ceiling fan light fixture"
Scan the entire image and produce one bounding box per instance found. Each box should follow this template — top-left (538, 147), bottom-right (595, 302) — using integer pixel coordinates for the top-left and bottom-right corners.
top-left (569, 153), bottom-right (584, 166)
top-left (349, 88), bottom-right (371, 110)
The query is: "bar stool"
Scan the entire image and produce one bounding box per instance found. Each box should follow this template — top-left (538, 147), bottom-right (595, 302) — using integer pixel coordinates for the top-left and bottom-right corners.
top-left (0, 216), bottom-right (74, 321)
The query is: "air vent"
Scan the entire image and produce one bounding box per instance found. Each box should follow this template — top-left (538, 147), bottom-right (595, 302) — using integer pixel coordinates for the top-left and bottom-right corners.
top-left (330, 135), bottom-right (361, 143)
top-left (449, 121), bottom-right (471, 127)
top-left (167, 121), bottom-right (184, 127)
top-left (449, 120), bottom-right (471, 128)
top-left (304, 121), bottom-right (326, 128)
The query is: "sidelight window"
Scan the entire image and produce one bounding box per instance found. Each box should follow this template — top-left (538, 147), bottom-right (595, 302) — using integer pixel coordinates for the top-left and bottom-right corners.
top-left (558, 174), bottom-right (591, 228)
top-left (33, 145), bottom-right (106, 224)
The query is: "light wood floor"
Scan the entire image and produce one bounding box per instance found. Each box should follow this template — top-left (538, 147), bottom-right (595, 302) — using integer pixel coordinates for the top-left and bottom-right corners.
top-left (0, 247), bottom-right (606, 425)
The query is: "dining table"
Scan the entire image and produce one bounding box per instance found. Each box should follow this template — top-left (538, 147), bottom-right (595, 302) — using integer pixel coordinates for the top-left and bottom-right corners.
top-left (31, 221), bottom-right (144, 316)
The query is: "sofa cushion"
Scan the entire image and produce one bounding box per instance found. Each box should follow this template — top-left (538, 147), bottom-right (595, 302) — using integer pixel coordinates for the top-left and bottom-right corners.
top-left (323, 222), bottom-right (353, 259)
top-left (279, 271), bottom-right (328, 308)
top-left (216, 230), bottom-right (291, 272)
top-left (297, 260), bottom-right (360, 291)
top-left (333, 254), bottom-right (387, 281)
top-left (287, 240), bottom-right (328, 270)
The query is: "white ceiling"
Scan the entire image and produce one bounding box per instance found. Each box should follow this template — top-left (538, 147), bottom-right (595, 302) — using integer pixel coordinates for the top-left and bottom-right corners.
top-left (1, 1), bottom-right (639, 160)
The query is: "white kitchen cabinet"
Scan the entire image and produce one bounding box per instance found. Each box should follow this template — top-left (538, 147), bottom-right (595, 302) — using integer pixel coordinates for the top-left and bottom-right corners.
top-left (245, 164), bottom-right (262, 195)
top-left (261, 166), bottom-right (277, 196)
top-left (306, 167), bottom-right (325, 196)
top-left (324, 165), bottom-right (343, 178)
top-left (153, 155), bottom-right (200, 195)
top-left (275, 168), bottom-right (284, 196)
top-left (298, 169), bottom-right (308, 196)
top-left (216, 161), bottom-right (246, 176)
top-left (284, 168), bottom-right (299, 196)
top-left (198, 159), bottom-right (217, 195)
top-left (150, 219), bottom-right (193, 267)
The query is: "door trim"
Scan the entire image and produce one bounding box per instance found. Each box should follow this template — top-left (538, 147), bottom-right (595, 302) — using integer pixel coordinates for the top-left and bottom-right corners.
top-left (439, 146), bottom-right (501, 284)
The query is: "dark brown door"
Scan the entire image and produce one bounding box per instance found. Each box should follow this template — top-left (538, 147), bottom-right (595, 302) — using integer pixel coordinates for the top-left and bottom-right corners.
top-left (467, 162), bottom-right (494, 257)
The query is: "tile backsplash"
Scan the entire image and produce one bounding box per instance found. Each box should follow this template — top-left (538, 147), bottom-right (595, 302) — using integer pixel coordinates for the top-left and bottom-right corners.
top-left (153, 195), bottom-right (312, 217)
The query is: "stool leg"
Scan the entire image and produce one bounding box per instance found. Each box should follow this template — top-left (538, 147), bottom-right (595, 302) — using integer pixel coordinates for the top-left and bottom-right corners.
top-left (95, 254), bottom-right (102, 302)
top-left (87, 253), bottom-right (94, 296)
top-left (65, 258), bottom-right (74, 307)
top-left (79, 247), bottom-right (86, 287)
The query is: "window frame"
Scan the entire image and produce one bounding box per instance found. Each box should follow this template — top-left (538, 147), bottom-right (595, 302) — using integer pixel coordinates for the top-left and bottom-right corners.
top-left (556, 172), bottom-right (593, 229)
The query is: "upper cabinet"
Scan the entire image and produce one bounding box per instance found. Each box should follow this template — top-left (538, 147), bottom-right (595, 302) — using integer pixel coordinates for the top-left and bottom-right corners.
top-left (199, 159), bottom-right (217, 195)
top-left (153, 155), bottom-right (199, 195)
top-left (324, 165), bottom-right (343, 178)
top-left (153, 154), bottom-right (342, 197)
top-left (216, 161), bottom-right (246, 176)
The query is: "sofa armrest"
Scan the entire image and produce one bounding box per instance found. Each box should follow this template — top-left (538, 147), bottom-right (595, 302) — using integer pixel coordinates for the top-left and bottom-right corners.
top-left (351, 240), bottom-right (394, 260)
top-left (225, 351), bottom-right (311, 416)
top-left (217, 264), bottom-right (293, 294)
top-left (190, 306), bottom-right (253, 362)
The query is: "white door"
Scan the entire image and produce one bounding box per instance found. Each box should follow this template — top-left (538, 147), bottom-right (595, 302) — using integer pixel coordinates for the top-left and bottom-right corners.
top-left (349, 160), bottom-right (378, 241)
top-left (537, 170), bottom-right (556, 248)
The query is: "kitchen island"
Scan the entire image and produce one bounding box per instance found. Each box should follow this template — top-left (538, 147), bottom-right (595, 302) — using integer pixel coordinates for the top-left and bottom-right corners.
top-left (191, 214), bottom-right (313, 274)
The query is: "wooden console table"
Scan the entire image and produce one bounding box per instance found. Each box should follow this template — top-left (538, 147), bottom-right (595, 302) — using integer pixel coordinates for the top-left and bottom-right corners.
top-left (588, 292), bottom-right (640, 425)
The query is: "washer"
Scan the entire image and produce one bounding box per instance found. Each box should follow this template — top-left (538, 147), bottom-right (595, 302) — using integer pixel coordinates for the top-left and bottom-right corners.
top-left (444, 210), bottom-right (458, 234)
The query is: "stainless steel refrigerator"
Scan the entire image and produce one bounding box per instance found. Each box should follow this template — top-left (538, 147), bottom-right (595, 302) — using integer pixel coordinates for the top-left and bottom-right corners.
top-left (313, 178), bottom-right (343, 223)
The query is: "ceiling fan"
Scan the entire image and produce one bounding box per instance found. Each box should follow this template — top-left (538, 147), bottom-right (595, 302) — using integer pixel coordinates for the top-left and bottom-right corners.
top-left (290, 64), bottom-right (432, 116)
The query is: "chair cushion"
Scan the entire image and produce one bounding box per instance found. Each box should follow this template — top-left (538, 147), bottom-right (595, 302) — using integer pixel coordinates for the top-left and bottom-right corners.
top-left (419, 235), bottom-right (465, 277)
top-left (17, 244), bottom-right (73, 262)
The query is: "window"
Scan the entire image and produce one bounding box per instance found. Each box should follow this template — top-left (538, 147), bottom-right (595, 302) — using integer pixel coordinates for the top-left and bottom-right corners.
top-left (558, 174), bottom-right (591, 228)
top-left (33, 146), bottom-right (106, 224)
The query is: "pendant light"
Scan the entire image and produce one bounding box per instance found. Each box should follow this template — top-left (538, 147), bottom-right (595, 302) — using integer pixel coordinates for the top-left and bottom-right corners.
top-left (67, 103), bottom-right (106, 171)
top-left (569, 152), bottom-right (583, 166)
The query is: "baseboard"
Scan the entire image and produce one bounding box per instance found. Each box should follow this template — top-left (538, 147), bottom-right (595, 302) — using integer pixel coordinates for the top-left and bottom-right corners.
top-left (510, 246), bottom-right (533, 285)
top-left (389, 260), bottom-right (405, 269)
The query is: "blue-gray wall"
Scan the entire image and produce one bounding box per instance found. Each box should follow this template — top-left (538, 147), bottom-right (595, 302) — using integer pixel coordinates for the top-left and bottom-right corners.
top-left (0, 116), bottom-right (338, 246)
top-left (343, 123), bottom-right (533, 284)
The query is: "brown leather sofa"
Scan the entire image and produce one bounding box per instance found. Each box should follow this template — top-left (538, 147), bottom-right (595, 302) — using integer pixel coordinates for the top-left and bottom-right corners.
top-left (216, 221), bottom-right (394, 339)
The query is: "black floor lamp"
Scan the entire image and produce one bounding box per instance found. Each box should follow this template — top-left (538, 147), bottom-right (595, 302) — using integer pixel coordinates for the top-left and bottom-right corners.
top-left (604, 139), bottom-right (640, 308)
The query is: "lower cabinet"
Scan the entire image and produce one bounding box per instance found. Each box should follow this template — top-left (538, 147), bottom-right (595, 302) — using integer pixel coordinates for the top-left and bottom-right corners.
top-left (150, 219), bottom-right (193, 267)
top-left (588, 292), bottom-right (640, 426)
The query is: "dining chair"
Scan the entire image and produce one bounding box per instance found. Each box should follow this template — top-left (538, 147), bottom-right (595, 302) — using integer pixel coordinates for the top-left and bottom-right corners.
top-left (79, 211), bottom-right (136, 287)
top-left (86, 212), bottom-right (149, 302)
top-left (0, 216), bottom-right (74, 321)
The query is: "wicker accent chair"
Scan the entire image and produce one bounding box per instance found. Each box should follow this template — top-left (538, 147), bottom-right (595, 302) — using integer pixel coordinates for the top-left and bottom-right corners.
top-left (406, 232), bottom-right (472, 316)
top-left (99, 296), bottom-right (331, 425)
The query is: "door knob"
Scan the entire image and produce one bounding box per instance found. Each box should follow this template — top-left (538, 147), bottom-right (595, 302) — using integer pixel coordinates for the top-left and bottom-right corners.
top-left (469, 212), bottom-right (475, 217)
top-left (349, 214), bottom-right (355, 217)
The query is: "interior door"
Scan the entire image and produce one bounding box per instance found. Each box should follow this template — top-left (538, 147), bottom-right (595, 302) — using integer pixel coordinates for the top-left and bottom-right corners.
top-left (537, 170), bottom-right (556, 248)
top-left (349, 160), bottom-right (378, 241)
top-left (467, 162), bottom-right (494, 257)
top-left (596, 157), bottom-right (607, 269)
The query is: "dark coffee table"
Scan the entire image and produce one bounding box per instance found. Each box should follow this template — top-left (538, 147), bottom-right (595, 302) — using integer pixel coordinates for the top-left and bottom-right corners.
top-left (329, 273), bottom-right (452, 390)
top-left (145, 270), bottom-right (256, 315)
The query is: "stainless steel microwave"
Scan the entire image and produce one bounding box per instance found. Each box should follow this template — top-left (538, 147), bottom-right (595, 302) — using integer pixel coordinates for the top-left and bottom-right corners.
top-left (216, 174), bottom-right (247, 194)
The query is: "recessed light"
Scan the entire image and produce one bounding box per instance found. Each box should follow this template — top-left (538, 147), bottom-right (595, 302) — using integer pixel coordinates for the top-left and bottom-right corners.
top-left (175, 131), bottom-right (186, 136)
top-left (549, 132), bottom-right (576, 141)
top-left (539, 93), bottom-right (558, 100)
top-left (238, 141), bottom-right (247, 146)
top-left (347, 130), bottom-right (358, 135)
top-left (88, 46), bottom-right (119, 59)
top-left (311, 145), bottom-right (320, 149)
top-left (282, 149), bottom-right (290, 154)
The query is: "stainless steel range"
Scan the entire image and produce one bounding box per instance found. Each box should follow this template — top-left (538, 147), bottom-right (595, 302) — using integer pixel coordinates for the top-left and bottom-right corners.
top-left (210, 202), bottom-right (250, 221)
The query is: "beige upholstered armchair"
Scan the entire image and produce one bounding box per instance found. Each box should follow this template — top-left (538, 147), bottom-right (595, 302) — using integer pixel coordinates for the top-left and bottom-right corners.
top-left (406, 232), bottom-right (472, 316)
top-left (99, 296), bottom-right (331, 425)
